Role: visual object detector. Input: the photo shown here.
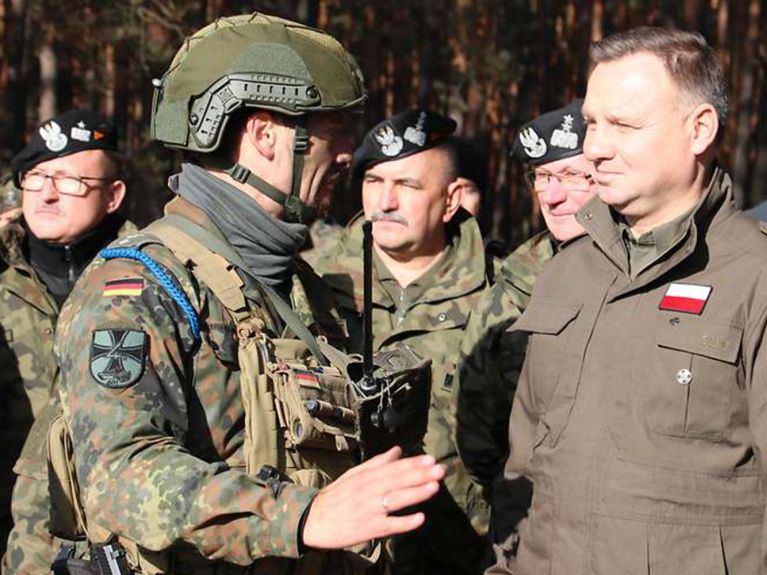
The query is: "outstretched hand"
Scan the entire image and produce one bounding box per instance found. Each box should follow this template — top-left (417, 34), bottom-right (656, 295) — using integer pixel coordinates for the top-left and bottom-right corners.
top-left (301, 446), bottom-right (445, 549)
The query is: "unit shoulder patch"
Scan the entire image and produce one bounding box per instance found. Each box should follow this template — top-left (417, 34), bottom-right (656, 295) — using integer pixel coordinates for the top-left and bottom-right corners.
top-left (90, 328), bottom-right (147, 389)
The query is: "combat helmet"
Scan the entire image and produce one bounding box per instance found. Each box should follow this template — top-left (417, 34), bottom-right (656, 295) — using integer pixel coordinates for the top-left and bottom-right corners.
top-left (151, 13), bottom-right (367, 223)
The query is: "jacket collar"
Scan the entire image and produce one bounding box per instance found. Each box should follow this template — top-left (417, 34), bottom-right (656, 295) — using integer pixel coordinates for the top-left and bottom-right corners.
top-left (343, 208), bottom-right (489, 312)
top-left (573, 166), bottom-right (733, 293)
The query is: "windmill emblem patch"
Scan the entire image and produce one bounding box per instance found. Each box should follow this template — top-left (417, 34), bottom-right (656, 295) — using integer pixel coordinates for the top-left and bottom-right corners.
top-left (90, 329), bottom-right (147, 388)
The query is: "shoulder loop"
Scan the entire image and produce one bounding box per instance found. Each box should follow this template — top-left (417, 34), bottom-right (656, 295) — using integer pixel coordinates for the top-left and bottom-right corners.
top-left (99, 247), bottom-right (201, 342)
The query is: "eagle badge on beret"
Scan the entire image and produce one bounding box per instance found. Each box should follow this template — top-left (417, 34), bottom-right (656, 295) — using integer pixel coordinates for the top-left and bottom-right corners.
top-left (39, 121), bottom-right (68, 153)
top-left (374, 125), bottom-right (404, 157)
top-left (519, 127), bottom-right (547, 159)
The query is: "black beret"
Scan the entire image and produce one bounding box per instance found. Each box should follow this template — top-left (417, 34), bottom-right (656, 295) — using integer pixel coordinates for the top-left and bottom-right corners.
top-left (511, 99), bottom-right (586, 166)
top-left (11, 109), bottom-right (118, 187)
top-left (352, 109), bottom-right (457, 179)
top-left (453, 137), bottom-right (488, 192)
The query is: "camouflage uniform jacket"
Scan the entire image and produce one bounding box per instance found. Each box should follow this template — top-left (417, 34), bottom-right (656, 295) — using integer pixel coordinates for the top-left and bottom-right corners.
top-left (54, 197), bottom-right (350, 569)
top-left (0, 214), bottom-right (58, 496)
top-left (456, 232), bottom-right (555, 491)
top-left (0, 211), bottom-right (135, 569)
top-left (316, 211), bottom-right (499, 573)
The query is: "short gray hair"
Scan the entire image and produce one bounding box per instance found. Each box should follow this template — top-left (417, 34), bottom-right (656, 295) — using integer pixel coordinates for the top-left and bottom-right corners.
top-left (590, 27), bottom-right (728, 129)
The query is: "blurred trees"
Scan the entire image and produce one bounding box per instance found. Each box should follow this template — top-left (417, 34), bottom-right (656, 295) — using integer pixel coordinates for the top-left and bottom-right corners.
top-left (1, 0), bottom-right (765, 248)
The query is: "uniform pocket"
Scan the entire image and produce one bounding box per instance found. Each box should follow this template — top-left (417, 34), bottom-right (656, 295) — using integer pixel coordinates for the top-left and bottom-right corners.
top-left (643, 318), bottom-right (743, 440)
top-left (512, 301), bottom-right (582, 415)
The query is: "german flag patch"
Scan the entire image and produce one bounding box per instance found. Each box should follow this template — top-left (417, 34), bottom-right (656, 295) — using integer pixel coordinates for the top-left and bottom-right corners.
top-left (103, 278), bottom-right (145, 297)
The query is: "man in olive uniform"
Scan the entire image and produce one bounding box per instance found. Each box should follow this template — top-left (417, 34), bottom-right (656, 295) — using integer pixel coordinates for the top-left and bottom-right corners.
top-left (0, 109), bottom-right (132, 570)
top-left (491, 27), bottom-right (767, 574)
top-left (51, 14), bottom-right (443, 574)
top-left (314, 109), bottom-right (498, 574)
top-left (456, 100), bottom-right (594, 544)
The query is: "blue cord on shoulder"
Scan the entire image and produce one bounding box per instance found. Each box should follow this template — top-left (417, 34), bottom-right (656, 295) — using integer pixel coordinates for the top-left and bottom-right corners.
top-left (100, 247), bottom-right (201, 342)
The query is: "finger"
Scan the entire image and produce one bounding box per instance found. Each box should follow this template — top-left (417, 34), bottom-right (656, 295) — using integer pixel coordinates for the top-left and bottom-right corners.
top-left (354, 445), bottom-right (403, 470)
top-left (335, 446), bottom-right (403, 483)
top-left (358, 457), bottom-right (444, 493)
top-left (375, 512), bottom-right (426, 538)
top-left (379, 481), bottom-right (440, 514)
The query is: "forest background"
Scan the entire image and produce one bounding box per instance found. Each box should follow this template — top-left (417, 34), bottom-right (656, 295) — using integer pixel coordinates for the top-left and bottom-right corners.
top-left (1, 0), bottom-right (765, 249)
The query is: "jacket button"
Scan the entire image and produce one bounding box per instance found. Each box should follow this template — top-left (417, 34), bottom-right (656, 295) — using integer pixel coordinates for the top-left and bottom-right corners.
top-left (676, 368), bottom-right (692, 385)
top-left (45, 328), bottom-right (53, 335)
top-left (438, 313), bottom-right (447, 322)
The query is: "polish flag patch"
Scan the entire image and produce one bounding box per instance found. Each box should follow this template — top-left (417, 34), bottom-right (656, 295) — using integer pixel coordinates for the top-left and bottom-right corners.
top-left (658, 283), bottom-right (712, 315)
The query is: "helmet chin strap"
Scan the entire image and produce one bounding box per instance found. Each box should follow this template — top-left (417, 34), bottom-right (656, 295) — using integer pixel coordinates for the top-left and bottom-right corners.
top-left (207, 119), bottom-right (316, 225)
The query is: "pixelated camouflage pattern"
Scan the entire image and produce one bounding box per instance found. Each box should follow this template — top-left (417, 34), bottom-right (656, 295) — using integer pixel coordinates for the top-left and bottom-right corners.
top-left (300, 219), bottom-right (345, 269)
top-left (53, 197), bottom-right (356, 571)
top-left (455, 232), bottom-right (554, 547)
top-left (0, 213), bottom-right (136, 572)
top-left (456, 232), bottom-right (555, 491)
top-left (0, 172), bottom-right (21, 212)
top-left (315, 210), bottom-right (499, 574)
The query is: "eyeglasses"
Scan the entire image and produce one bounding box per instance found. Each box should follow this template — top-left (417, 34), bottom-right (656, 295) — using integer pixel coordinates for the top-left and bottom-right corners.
top-left (22, 171), bottom-right (115, 197)
top-left (525, 170), bottom-right (593, 192)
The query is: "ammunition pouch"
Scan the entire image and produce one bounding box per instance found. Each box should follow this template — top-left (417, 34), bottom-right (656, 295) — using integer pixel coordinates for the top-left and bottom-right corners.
top-left (272, 361), bottom-right (357, 453)
top-left (241, 331), bottom-right (359, 484)
top-left (48, 412), bottom-right (87, 541)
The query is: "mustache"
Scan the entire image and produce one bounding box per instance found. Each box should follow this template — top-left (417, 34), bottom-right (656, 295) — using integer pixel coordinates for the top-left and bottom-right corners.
top-left (371, 211), bottom-right (408, 226)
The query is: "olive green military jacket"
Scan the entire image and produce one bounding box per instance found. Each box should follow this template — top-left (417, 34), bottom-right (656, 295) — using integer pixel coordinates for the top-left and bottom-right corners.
top-left (0, 213), bottom-right (137, 422)
top-left (456, 232), bottom-right (555, 492)
top-left (0, 212), bottom-right (58, 489)
top-left (496, 169), bottom-right (767, 574)
top-left (54, 198), bottom-right (349, 569)
top-left (316, 211), bottom-right (499, 573)
top-left (1, 212), bottom-right (136, 573)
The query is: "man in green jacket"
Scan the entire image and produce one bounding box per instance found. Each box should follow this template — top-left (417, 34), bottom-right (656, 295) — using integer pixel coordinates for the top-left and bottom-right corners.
top-left (1, 109), bottom-right (133, 571)
top-left (492, 27), bottom-right (767, 574)
top-left (456, 100), bottom-right (595, 545)
top-left (315, 109), bottom-right (498, 574)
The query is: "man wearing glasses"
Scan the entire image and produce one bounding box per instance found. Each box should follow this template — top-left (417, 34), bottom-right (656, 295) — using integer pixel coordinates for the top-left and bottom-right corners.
top-left (457, 99), bottom-right (594, 547)
top-left (0, 109), bottom-right (132, 571)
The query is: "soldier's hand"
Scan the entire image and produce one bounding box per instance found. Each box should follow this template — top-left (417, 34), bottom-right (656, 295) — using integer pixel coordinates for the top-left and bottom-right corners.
top-left (301, 446), bottom-right (444, 549)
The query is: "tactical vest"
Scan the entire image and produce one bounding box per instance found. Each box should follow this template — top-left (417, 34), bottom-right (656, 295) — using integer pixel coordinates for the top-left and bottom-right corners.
top-left (48, 216), bottom-right (373, 574)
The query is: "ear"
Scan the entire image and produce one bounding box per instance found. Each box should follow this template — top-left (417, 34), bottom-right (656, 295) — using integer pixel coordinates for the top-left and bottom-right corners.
top-left (104, 180), bottom-right (126, 214)
top-left (689, 103), bottom-right (719, 156)
top-left (244, 111), bottom-right (278, 161)
top-left (443, 179), bottom-right (463, 223)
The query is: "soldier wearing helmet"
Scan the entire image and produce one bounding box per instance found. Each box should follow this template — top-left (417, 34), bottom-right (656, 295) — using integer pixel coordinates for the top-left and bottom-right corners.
top-left (28, 14), bottom-right (444, 574)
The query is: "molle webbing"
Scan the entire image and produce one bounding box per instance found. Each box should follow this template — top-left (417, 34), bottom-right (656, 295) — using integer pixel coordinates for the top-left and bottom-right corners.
top-left (146, 214), bottom-right (327, 364)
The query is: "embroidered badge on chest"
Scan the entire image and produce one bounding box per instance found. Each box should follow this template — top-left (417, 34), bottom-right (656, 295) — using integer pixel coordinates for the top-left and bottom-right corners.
top-left (90, 329), bottom-right (147, 389)
top-left (658, 283), bottom-right (713, 315)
